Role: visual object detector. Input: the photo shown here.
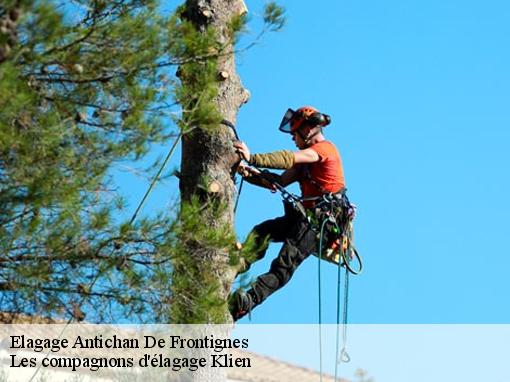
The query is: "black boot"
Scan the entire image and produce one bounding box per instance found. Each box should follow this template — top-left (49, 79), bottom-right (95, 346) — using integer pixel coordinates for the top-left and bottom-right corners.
top-left (229, 290), bottom-right (254, 321)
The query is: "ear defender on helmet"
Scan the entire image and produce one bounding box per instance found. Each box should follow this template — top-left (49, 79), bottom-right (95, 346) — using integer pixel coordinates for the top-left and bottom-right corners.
top-left (307, 112), bottom-right (331, 128)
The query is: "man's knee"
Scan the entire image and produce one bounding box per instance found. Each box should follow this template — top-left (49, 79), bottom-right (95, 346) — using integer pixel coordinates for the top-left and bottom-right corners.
top-left (269, 244), bottom-right (303, 285)
top-left (253, 219), bottom-right (275, 239)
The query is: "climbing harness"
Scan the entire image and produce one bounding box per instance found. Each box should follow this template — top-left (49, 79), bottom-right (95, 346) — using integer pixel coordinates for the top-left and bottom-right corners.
top-left (238, 165), bottom-right (362, 274)
top-left (312, 192), bottom-right (362, 273)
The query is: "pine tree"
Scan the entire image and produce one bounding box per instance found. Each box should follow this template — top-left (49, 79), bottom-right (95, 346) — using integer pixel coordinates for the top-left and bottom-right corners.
top-left (1, 0), bottom-right (177, 322)
top-left (0, 0), bottom-right (284, 326)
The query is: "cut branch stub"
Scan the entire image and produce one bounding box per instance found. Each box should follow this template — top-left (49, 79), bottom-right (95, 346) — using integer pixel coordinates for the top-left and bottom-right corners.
top-left (208, 180), bottom-right (222, 194)
top-left (75, 112), bottom-right (87, 122)
top-left (217, 71), bottom-right (229, 81)
top-left (201, 9), bottom-right (213, 19)
top-left (234, 0), bottom-right (248, 16)
top-left (72, 64), bottom-right (84, 74)
top-left (241, 88), bottom-right (251, 104)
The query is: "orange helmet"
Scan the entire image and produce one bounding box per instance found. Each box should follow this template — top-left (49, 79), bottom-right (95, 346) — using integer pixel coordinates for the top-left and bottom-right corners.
top-left (279, 106), bottom-right (331, 134)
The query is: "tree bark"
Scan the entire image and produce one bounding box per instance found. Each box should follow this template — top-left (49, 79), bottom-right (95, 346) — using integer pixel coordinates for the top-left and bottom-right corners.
top-left (178, 0), bottom-right (247, 312)
top-left (177, 0), bottom-right (248, 307)
top-left (179, 0), bottom-right (248, 206)
top-left (176, 1), bottom-right (248, 380)
top-left (0, 2), bottom-right (21, 64)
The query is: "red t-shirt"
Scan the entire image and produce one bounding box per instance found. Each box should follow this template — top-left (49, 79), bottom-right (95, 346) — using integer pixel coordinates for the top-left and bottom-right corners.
top-left (298, 141), bottom-right (345, 206)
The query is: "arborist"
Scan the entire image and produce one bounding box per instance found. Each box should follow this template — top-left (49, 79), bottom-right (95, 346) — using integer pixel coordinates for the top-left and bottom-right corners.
top-left (230, 106), bottom-right (347, 321)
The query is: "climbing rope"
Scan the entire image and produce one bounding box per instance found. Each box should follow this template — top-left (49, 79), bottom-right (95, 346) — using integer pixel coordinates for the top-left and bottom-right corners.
top-left (314, 195), bottom-right (360, 382)
top-left (317, 217), bottom-right (330, 382)
top-left (220, 119), bottom-right (244, 214)
top-left (334, 245), bottom-right (351, 382)
top-left (233, 176), bottom-right (244, 214)
top-left (340, 263), bottom-right (351, 362)
top-left (129, 132), bottom-right (182, 225)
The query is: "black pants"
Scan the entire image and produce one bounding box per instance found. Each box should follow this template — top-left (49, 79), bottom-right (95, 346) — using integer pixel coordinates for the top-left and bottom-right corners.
top-left (243, 202), bottom-right (318, 310)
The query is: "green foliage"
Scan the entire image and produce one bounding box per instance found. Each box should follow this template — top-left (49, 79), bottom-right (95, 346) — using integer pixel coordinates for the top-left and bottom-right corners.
top-left (0, 0), bottom-right (174, 322)
top-left (228, 230), bottom-right (262, 271)
top-left (166, 14), bottom-right (223, 132)
top-left (0, 0), bottom-right (286, 324)
top-left (228, 13), bottom-right (249, 45)
top-left (263, 2), bottom-right (286, 32)
top-left (169, 196), bottom-right (237, 324)
top-left (228, 230), bottom-right (268, 295)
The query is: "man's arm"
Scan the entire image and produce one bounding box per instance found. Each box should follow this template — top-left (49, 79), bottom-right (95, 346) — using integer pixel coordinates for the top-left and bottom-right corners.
top-left (234, 141), bottom-right (320, 169)
top-left (293, 148), bottom-right (320, 164)
top-left (280, 165), bottom-right (300, 187)
top-left (238, 164), bottom-right (278, 191)
top-left (238, 164), bottom-right (299, 190)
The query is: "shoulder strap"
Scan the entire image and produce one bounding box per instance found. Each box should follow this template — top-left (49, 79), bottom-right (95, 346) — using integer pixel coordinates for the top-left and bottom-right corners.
top-left (302, 163), bottom-right (329, 195)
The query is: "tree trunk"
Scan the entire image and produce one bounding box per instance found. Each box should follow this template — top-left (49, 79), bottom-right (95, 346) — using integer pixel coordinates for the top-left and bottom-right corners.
top-left (177, 0), bottom-right (247, 319)
top-left (175, 1), bottom-right (248, 380)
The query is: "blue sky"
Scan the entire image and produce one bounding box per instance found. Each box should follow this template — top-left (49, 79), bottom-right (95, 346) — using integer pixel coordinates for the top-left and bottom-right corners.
top-left (133, 0), bottom-right (510, 325)
top-left (40, 1), bottom-right (509, 380)
top-left (231, 0), bottom-right (510, 324)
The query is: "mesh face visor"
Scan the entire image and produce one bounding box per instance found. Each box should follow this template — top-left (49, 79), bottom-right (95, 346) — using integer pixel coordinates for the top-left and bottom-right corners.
top-left (278, 108), bottom-right (296, 133)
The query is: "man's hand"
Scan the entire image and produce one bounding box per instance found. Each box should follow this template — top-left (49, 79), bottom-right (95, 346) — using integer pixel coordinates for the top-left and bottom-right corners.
top-left (237, 163), bottom-right (277, 192)
top-left (237, 162), bottom-right (259, 177)
top-left (233, 140), bottom-right (251, 162)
